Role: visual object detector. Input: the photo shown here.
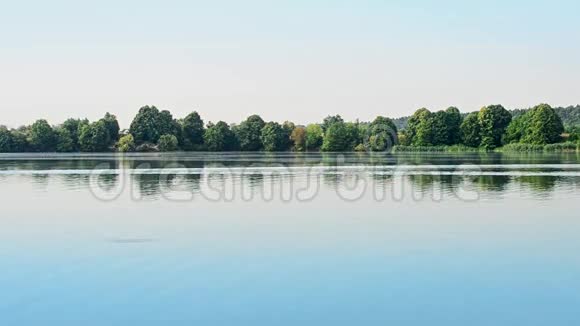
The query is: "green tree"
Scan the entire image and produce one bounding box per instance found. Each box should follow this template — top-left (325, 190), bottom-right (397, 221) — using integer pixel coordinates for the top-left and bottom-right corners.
top-left (305, 124), bottom-right (323, 150)
top-left (460, 112), bottom-right (481, 147)
top-left (321, 121), bottom-right (358, 151)
top-left (117, 134), bottom-right (136, 152)
top-left (322, 115), bottom-right (344, 133)
top-left (444, 107), bottom-right (462, 145)
top-left (158, 134), bottom-right (179, 151)
top-left (234, 115), bottom-right (265, 151)
top-left (406, 108), bottom-right (435, 146)
top-left (55, 127), bottom-right (75, 152)
top-left (567, 126), bottom-right (580, 143)
top-left (290, 126), bottom-right (306, 151)
top-left (181, 111), bottom-right (205, 150)
top-left (129, 106), bottom-right (160, 144)
top-left (432, 110), bottom-right (450, 145)
top-left (61, 118), bottom-right (89, 151)
top-left (79, 121), bottom-right (110, 152)
top-left (29, 119), bottom-right (57, 152)
top-left (260, 122), bottom-right (287, 151)
top-left (101, 113), bottom-right (120, 144)
top-left (397, 132), bottom-right (410, 146)
top-left (503, 114), bottom-right (530, 144)
top-left (158, 110), bottom-right (181, 138)
top-left (129, 106), bottom-right (180, 145)
top-left (281, 121), bottom-right (295, 151)
top-left (204, 121), bottom-right (239, 151)
top-left (0, 126), bottom-right (14, 152)
top-left (10, 128), bottom-right (30, 152)
top-left (365, 116), bottom-right (398, 151)
top-left (521, 104), bottom-right (564, 145)
top-left (478, 105), bottom-right (512, 149)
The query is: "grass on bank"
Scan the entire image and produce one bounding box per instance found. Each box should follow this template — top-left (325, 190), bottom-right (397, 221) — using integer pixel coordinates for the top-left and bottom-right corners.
top-left (392, 142), bottom-right (580, 153)
top-left (392, 145), bottom-right (485, 153)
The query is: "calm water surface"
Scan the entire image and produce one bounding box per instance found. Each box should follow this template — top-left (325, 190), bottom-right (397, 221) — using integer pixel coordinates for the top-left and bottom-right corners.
top-left (1, 152), bottom-right (580, 325)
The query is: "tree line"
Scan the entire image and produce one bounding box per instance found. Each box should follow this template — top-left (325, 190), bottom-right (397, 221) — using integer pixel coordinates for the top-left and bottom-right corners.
top-left (0, 104), bottom-right (578, 153)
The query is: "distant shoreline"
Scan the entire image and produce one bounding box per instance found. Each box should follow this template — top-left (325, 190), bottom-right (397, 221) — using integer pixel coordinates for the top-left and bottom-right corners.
top-left (1, 104), bottom-right (579, 154)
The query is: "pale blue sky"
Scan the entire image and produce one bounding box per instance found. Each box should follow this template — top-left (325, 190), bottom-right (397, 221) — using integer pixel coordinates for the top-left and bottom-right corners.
top-left (1, 0), bottom-right (578, 128)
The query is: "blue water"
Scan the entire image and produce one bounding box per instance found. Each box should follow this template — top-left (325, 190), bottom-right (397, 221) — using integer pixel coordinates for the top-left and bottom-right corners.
top-left (1, 152), bottom-right (579, 325)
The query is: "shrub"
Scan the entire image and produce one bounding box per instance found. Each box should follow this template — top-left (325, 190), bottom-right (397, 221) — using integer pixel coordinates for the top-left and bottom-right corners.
top-left (117, 134), bottom-right (136, 152)
top-left (157, 134), bottom-right (179, 152)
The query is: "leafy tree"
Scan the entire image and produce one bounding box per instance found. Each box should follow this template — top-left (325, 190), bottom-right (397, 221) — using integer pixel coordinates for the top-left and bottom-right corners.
top-left (0, 126), bottom-right (14, 152)
top-left (503, 114), bottom-right (530, 144)
top-left (281, 121), bottom-right (295, 151)
top-left (365, 116), bottom-right (398, 151)
top-left (346, 122), bottom-right (361, 150)
top-left (397, 132), bottom-right (410, 146)
top-left (260, 122), bottom-right (287, 151)
top-left (159, 110), bottom-right (181, 137)
top-left (79, 121), bottom-right (110, 152)
top-left (129, 106), bottom-right (180, 145)
top-left (554, 105), bottom-right (580, 128)
top-left (406, 108), bottom-right (435, 146)
top-left (305, 124), bottom-right (323, 150)
top-left (181, 111), bottom-right (205, 150)
top-left (29, 119), bottom-right (57, 152)
top-left (427, 108), bottom-right (462, 146)
top-left (567, 126), bottom-right (580, 143)
top-left (158, 134), bottom-right (179, 152)
top-left (61, 118), bottom-right (89, 151)
top-left (117, 134), bottom-right (136, 152)
top-left (521, 104), bottom-right (564, 144)
top-left (55, 127), bottom-right (75, 152)
top-left (290, 126), bottom-right (306, 151)
top-left (101, 113), bottom-right (120, 144)
top-left (204, 121), bottom-right (239, 151)
top-left (432, 110), bottom-right (450, 145)
top-left (234, 114), bottom-right (265, 151)
top-left (321, 121), bottom-right (358, 151)
top-left (478, 105), bottom-right (512, 149)
top-left (10, 128), bottom-right (30, 152)
top-left (444, 107), bottom-right (462, 145)
top-left (460, 112), bottom-right (481, 147)
top-left (129, 106), bottom-right (160, 144)
top-left (322, 115), bottom-right (344, 133)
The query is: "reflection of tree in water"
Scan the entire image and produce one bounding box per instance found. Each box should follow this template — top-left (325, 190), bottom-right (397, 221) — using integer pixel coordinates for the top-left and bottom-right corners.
top-left (183, 173), bottom-right (202, 192)
top-left (406, 174), bottom-right (460, 196)
top-left (159, 173), bottom-right (202, 195)
top-left (243, 173), bottom-right (264, 188)
top-left (59, 174), bottom-right (87, 189)
top-left (322, 172), bottom-right (342, 187)
top-left (12, 159), bottom-right (118, 171)
top-left (135, 173), bottom-right (199, 198)
top-left (471, 175), bottom-right (511, 192)
top-left (438, 175), bottom-right (462, 192)
top-left (563, 176), bottom-right (580, 192)
top-left (135, 174), bottom-right (161, 198)
top-left (30, 174), bottom-right (50, 188)
top-left (516, 176), bottom-right (558, 192)
top-left (407, 174), bottom-right (436, 190)
top-left (371, 173), bottom-right (393, 183)
top-left (95, 174), bottom-right (119, 192)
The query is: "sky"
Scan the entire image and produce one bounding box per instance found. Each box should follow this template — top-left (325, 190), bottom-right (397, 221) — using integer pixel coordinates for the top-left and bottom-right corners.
top-left (1, 0), bottom-right (579, 128)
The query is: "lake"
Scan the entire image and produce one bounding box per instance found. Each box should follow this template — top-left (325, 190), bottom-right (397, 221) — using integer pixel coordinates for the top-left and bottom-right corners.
top-left (1, 152), bottom-right (580, 325)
